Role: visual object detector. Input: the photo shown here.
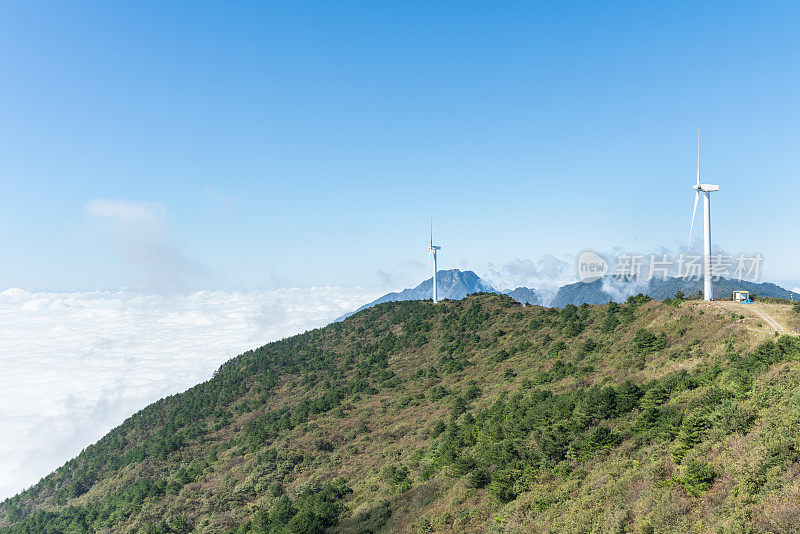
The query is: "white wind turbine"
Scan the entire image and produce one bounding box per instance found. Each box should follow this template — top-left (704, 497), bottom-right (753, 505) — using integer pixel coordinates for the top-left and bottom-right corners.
top-left (429, 223), bottom-right (441, 303)
top-left (688, 132), bottom-right (720, 301)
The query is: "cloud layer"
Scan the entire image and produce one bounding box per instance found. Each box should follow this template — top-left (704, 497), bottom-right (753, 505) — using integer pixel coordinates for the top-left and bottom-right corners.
top-left (0, 286), bottom-right (379, 500)
top-left (484, 254), bottom-right (574, 292)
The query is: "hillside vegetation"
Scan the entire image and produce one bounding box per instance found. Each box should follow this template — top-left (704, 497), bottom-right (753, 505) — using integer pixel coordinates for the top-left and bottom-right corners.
top-left (3, 294), bottom-right (800, 533)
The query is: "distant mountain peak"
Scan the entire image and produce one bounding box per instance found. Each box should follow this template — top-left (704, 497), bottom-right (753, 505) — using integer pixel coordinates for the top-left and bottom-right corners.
top-left (502, 287), bottom-right (542, 306)
top-left (417, 269), bottom-right (493, 292)
top-left (336, 269), bottom-right (497, 321)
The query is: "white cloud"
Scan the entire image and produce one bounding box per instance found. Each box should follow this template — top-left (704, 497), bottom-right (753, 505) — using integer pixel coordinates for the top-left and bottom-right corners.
top-left (85, 199), bottom-right (167, 228)
top-left (85, 199), bottom-right (195, 286)
top-left (398, 259), bottom-right (426, 270)
top-left (484, 254), bottom-right (574, 292)
top-left (0, 286), bottom-right (380, 500)
top-left (600, 276), bottom-right (650, 302)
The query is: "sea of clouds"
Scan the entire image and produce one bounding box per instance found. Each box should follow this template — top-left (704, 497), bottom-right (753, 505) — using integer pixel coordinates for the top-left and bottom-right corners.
top-left (0, 286), bottom-right (380, 500)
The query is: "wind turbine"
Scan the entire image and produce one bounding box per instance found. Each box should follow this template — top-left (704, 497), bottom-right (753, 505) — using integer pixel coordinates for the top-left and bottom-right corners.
top-left (429, 223), bottom-right (441, 303)
top-left (688, 132), bottom-right (720, 301)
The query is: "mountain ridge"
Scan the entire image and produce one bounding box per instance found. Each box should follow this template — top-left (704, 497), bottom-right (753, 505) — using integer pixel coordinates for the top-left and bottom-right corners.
top-left (3, 293), bottom-right (800, 532)
top-left (551, 276), bottom-right (800, 307)
top-left (341, 270), bottom-right (799, 318)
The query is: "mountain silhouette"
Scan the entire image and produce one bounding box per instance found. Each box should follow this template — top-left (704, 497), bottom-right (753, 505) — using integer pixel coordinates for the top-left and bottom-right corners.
top-left (336, 269), bottom-right (497, 321)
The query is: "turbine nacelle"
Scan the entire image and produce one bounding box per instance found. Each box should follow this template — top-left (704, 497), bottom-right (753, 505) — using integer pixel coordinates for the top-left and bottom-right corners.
top-left (693, 183), bottom-right (719, 192)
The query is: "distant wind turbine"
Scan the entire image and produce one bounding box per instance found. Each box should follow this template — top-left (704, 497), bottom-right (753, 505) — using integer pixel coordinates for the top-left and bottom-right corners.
top-left (688, 131), bottom-right (720, 301)
top-left (429, 222), bottom-right (441, 303)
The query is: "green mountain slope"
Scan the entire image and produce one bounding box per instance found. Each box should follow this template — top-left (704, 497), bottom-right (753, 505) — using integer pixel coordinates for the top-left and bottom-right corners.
top-left (3, 294), bottom-right (800, 533)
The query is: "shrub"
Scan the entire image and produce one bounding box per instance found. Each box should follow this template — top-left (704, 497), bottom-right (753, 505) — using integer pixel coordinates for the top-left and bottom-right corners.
top-left (487, 471), bottom-right (518, 503)
top-left (640, 383), bottom-right (669, 409)
top-left (662, 369), bottom-right (697, 394)
top-left (449, 455), bottom-right (476, 477)
top-left (439, 353), bottom-right (468, 374)
top-left (602, 313), bottom-right (620, 333)
top-left (255, 481), bottom-right (352, 533)
top-left (627, 293), bottom-right (652, 304)
top-left (548, 341), bottom-right (567, 357)
top-left (532, 360), bottom-right (576, 385)
top-left (351, 500), bottom-right (393, 533)
top-left (464, 382), bottom-right (482, 400)
top-left (752, 340), bottom-right (781, 366)
top-left (580, 338), bottom-right (598, 354)
top-left (633, 406), bottom-right (660, 432)
top-left (710, 399), bottom-right (754, 435)
top-left (777, 335), bottom-right (800, 359)
top-left (539, 423), bottom-right (571, 462)
top-left (615, 381), bottom-right (642, 414)
top-left (562, 319), bottom-right (585, 337)
top-left (561, 304), bottom-right (579, 320)
top-left (493, 350), bottom-right (510, 363)
top-left (672, 414), bottom-right (711, 462)
top-left (450, 396), bottom-right (468, 418)
top-left (681, 459), bottom-right (716, 496)
top-left (382, 464), bottom-right (412, 492)
top-left (428, 386), bottom-right (448, 402)
top-left (431, 420), bottom-right (446, 437)
top-left (579, 386), bottom-right (617, 423)
top-left (314, 438), bottom-right (334, 452)
top-left (592, 426), bottom-right (622, 446)
top-left (634, 329), bottom-right (667, 354)
top-left (466, 468), bottom-right (490, 488)
top-left (540, 333), bottom-right (553, 347)
top-left (633, 405), bottom-right (682, 440)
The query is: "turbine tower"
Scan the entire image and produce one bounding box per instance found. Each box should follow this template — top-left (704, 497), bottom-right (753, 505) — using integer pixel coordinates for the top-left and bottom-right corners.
top-left (429, 224), bottom-right (441, 303)
top-left (688, 132), bottom-right (720, 301)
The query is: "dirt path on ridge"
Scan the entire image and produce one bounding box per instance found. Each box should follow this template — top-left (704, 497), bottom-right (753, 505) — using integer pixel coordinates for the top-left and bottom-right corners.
top-left (712, 301), bottom-right (797, 335)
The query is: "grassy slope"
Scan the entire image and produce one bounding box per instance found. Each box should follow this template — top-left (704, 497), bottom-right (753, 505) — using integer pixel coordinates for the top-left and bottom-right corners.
top-left (2, 294), bottom-right (800, 533)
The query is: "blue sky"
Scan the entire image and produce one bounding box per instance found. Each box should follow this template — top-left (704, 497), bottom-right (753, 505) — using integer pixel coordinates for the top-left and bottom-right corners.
top-left (2, 1), bottom-right (799, 291)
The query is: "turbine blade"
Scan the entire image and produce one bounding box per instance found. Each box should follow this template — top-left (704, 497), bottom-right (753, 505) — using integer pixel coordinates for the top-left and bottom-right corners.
top-left (689, 190), bottom-right (699, 248)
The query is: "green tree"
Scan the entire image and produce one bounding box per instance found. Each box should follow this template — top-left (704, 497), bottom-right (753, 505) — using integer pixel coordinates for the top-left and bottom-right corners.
top-left (681, 459), bottom-right (716, 496)
top-left (633, 329), bottom-right (667, 353)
